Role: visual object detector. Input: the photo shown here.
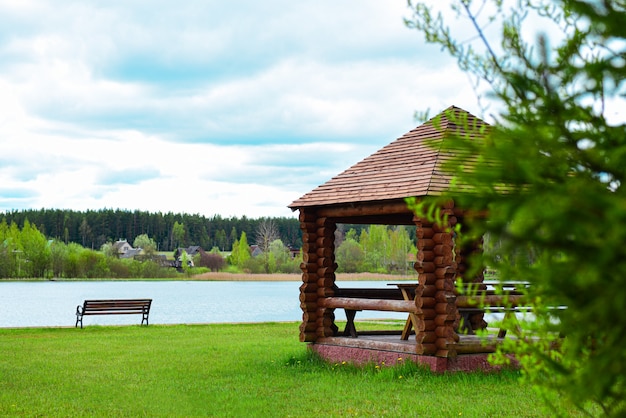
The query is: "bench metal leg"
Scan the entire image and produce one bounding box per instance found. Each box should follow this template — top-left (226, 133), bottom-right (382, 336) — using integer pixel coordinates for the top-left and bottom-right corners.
top-left (141, 308), bottom-right (149, 326)
top-left (76, 306), bottom-right (84, 328)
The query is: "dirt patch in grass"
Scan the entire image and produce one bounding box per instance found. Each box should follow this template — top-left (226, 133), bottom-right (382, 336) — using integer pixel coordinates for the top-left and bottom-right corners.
top-left (191, 272), bottom-right (418, 281)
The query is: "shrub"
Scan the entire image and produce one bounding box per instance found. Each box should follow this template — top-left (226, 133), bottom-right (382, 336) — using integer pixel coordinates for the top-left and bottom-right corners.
top-left (197, 252), bottom-right (226, 272)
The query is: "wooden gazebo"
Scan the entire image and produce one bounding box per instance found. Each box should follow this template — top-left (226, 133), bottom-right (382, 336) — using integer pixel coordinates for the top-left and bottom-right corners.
top-left (288, 106), bottom-right (506, 372)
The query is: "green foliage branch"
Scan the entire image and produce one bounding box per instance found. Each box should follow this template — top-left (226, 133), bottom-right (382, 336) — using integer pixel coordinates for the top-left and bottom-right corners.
top-left (407, 0), bottom-right (626, 415)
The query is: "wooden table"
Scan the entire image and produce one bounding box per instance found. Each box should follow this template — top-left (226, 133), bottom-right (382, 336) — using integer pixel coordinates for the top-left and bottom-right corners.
top-left (389, 283), bottom-right (420, 340)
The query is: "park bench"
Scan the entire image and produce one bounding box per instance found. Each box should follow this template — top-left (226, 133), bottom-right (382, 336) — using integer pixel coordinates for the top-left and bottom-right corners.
top-left (75, 299), bottom-right (152, 328)
top-left (325, 287), bottom-right (410, 338)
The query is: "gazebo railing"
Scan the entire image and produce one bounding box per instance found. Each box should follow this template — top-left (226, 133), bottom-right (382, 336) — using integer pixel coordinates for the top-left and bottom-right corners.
top-left (316, 281), bottom-right (534, 355)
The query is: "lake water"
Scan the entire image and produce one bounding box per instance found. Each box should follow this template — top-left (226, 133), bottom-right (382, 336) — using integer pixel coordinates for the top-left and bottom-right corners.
top-left (0, 280), bottom-right (407, 328)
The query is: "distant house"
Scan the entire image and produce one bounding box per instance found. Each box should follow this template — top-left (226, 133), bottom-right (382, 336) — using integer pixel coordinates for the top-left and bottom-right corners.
top-left (182, 246), bottom-right (203, 258)
top-left (113, 239), bottom-right (132, 254)
top-left (287, 245), bottom-right (300, 259)
top-left (112, 240), bottom-right (141, 259)
top-left (175, 246), bottom-right (206, 259)
top-left (155, 254), bottom-right (171, 267)
top-left (173, 246), bottom-right (207, 269)
top-left (249, 245), bottom-right (263, 257)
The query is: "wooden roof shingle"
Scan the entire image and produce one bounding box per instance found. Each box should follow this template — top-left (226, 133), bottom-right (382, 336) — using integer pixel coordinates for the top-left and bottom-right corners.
top-left (288, 106), bottom-right (489, 209)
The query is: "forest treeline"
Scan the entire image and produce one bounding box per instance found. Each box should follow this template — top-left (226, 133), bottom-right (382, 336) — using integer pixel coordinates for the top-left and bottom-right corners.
top-left (1, 208), bottom-right (302, 252)
top-left (1, 209), bottom-right (418, 279)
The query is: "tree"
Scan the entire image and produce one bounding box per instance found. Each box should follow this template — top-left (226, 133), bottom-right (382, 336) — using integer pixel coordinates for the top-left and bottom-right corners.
top-left (335, 238), bottom-right (365, 273)
top-left (79, 218), bottom-right (92, 248)
top-left (229, 227), bottom-right (238, 250)
top-left (78, 248), bottom-right (109, 278)
top-left (0, 220), bottom-right (18, 278)
top-left (229, 232), bottom-right (251, 270)
top-left (360, 225), bottom-right (390, 273)
top-left (407, 0), bottom-right (626, 414)
top-left (133, 234), bottom-right (157, 258)
top-left (267, 239), bottom-right (291, 273)
top-left (100, 242), bottom-right (118, 258)
top-left (215, 229), bottom-right (227, 251)
top-left (180, 250), bottom-right (192, 276)
top-left (20, 220), bottom-right (51, 278)
top-left (171, 221), bottom-right (185, 250)
top-left (345, 227), bottom-right (358, 242)
top-left (255, 218), bottom-right (279, 273)
top-left (64, 243), bottom-right (84, 279)
top-left (50, 240), bottom-right (68, 278)
top-left (389, 226), bottom-right (416, 274)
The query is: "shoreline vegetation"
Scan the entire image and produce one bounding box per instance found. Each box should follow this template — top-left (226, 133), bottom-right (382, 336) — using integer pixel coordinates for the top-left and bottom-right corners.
top-left (2, 272), bottom-right (419, 282)
top-left (1, 214), bottom-right (420, 280)
top-left (191, 272), bottom-right (418, 281)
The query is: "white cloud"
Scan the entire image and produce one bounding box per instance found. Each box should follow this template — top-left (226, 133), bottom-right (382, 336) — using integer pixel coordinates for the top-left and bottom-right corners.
top-left (0, 0), bottom-right (479, 218)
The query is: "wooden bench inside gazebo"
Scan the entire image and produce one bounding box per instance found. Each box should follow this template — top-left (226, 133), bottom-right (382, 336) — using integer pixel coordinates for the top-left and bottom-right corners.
top-left (288, 106), bottom-right (518, 372)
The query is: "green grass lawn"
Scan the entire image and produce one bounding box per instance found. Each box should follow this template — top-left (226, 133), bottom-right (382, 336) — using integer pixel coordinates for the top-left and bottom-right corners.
top-left (0, 322), bottom-right (581, 417)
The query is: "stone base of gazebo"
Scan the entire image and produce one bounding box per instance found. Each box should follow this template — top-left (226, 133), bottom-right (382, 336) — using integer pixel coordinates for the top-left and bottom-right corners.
top-left (309, 335), bottom-right (517, 373)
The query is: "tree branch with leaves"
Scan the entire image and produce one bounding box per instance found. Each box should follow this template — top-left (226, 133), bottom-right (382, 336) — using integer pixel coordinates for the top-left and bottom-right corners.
top-left (407, 0), bottom-right (626, 414)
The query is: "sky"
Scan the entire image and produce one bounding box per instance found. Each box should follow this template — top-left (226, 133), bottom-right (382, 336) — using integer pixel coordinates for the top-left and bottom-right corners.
top-left (0, 0), bottom-right (481, 219)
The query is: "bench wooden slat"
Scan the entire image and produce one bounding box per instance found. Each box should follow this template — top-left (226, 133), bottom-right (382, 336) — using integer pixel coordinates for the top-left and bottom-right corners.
top-left (82, 310), bottom-right (147, 314)
top-left (84, 304), bottom-right (147, 307)
top-left (83, 306), bottom-right (147, 309)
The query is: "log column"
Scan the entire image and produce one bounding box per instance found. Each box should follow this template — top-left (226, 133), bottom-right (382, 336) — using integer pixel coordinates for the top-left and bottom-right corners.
top-left (314, 217), bottom-right (338, 338)
top-left (415, 200), bottom-right (460, 358)
top-left (432, 209), bottom-right (459, 358)
top-left (298, 209), bottom-right (319, 342)
top-left (414, 218), bottom-right (437, 355)
top-left (298, 210), bottom-right (338, 342)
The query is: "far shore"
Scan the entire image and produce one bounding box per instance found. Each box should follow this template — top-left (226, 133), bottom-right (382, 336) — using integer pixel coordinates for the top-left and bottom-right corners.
top-left (1, 272), bottom-right (419, 282)
top-left (191, 272), bottom-right (418, 281)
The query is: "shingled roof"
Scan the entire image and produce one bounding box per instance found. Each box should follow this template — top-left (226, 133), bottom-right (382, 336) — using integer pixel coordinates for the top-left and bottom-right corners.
top-left (289, 106), bottom-right (488, 209)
